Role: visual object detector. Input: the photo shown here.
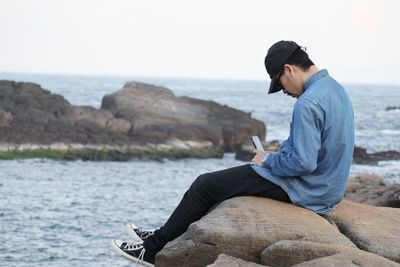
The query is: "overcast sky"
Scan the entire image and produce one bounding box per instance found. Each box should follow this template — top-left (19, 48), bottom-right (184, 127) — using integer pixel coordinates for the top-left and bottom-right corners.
top-left (1, 0), bottom-right (400, 84)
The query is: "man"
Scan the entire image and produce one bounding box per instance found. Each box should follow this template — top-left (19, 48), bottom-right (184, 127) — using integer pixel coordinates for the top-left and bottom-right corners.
top-left (111, 40), bottom-right (355, 266)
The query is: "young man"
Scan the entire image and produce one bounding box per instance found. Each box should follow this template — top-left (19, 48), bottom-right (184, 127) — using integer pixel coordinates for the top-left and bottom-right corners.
top-left (111, 40), bottom-right (355, 266)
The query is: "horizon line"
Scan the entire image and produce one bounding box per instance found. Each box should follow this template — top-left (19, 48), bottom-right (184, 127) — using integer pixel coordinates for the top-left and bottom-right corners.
top-left (1, 70), bottom-right (400, 87)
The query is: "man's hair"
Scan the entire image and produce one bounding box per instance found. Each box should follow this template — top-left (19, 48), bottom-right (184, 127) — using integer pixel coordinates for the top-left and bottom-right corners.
top-left (284, 48), bottom-right (314, 71)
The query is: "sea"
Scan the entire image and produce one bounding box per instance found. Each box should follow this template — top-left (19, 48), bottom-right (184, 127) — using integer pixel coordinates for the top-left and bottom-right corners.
top-left (0, 72), bottom-right (399, 266)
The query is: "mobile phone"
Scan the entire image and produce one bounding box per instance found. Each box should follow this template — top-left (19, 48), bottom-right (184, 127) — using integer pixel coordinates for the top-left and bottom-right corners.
top-left (251, 136), bottom-right (264, 151)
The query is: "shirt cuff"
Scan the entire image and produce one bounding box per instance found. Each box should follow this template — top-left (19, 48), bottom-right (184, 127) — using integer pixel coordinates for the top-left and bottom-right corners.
top-left (261, 153), bottom-right (274, 168)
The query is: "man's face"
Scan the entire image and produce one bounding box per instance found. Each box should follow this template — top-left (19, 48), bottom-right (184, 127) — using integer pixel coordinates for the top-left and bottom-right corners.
top-left (277, 65), bottom-right (304, 98)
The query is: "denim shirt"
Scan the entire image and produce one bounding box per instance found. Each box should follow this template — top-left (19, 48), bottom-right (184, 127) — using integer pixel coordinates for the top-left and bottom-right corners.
top-left (251, 69), bottom-right (354, 214)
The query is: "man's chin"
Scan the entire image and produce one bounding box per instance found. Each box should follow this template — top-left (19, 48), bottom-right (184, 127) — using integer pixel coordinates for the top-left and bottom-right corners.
top-left (285, 93), bottom-right (297, 98)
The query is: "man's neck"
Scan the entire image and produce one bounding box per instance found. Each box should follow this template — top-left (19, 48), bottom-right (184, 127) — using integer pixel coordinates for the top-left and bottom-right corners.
top-left (301, 65), bottom-right (320, 86)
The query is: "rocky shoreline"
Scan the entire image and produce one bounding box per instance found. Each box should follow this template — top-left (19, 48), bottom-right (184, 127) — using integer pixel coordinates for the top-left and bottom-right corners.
top-left (1, 79), bottom-right (399, 163)
top-left (0, 80), bottom-right (264, 160)
top-left (0, 141), bottom-right (223, 161)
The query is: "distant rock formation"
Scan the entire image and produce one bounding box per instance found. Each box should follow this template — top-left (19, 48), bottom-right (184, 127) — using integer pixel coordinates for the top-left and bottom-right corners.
top-left (0, 80), bottom-right (129, 145)
top-left (156, 197), bottom-right (400, 267)
top-left (101, 81), bottom-right (265, 152)
top-left (353, 146), bottom-right (400, 164)
top-left (0, 80), bottom-right (265, 159)
top-left (235, 143), bottom-right (400, 164)
top-left (386, 106), bottom-right (400, 111)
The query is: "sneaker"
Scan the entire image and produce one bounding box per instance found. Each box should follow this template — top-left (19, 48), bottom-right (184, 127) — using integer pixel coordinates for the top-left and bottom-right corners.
top-left (111, 239), bottom-right (154, 267)
top-left (126, 223), bottom-right (154, 243)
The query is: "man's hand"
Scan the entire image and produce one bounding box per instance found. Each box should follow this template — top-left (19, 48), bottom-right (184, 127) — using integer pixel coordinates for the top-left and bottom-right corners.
top-left (251, 149), bottom-right (273, 166)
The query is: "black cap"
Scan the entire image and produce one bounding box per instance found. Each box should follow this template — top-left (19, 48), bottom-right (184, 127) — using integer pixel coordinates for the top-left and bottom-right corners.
top-left (264, 40), bottom-right (300, 94)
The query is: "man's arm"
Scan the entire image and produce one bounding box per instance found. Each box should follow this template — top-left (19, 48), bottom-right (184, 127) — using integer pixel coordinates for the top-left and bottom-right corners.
top-left (263, 98), bottom-right (323, 177)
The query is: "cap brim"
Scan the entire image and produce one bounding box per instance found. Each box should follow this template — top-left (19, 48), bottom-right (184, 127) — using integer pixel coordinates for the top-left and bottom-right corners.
top-left (268, 77), bottom-right (281, 94)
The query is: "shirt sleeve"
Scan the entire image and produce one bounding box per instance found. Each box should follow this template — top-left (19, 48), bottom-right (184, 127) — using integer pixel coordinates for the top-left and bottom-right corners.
top-left (264, 98), bottom-right (323, 177)
top-left (279, 138), bottom-right (291, 153)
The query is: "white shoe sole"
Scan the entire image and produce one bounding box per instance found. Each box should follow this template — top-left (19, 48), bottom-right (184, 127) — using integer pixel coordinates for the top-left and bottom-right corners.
top-left (111, 240), bottom-right (154, 267)
top-left (125, 223), bottom-right (143, 243)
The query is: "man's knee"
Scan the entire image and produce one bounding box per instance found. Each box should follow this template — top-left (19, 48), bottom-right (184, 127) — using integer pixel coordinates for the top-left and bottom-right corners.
top-left (191, 173), bottom-right (213, 193)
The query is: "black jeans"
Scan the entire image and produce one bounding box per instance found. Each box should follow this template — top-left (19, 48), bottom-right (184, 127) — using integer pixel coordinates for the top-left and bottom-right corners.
top-left (143, 164), bottom-right (291, 263)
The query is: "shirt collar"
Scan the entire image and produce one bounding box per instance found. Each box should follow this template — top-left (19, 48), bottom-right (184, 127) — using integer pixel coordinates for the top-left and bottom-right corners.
top-left (304, 69), bottom-right (329, 91)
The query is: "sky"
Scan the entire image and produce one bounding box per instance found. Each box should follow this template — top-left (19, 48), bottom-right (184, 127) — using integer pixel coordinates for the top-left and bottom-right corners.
top-left (0, 0), bottom-right (400, 85)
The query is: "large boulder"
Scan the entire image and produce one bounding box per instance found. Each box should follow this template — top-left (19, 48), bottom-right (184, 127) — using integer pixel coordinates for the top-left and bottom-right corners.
top-left (0, 80), bottom-right (129, 145)
top-left (101, 81), bottom-right (265, 151)
top-left (324, 200), bottom-right (400, 263)
top-left (261, 240), bottom-right (399, 267)
top-left (156, 197), bottom-right (355, 267)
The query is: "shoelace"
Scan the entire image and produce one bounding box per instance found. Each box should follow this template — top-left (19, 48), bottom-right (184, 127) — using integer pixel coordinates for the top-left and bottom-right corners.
top-left (138, 247), bottom-right (146, 260)
top-left (136, 228), bottom-right (154, 239)
top-left (122, 242), bottom-right (143, 251)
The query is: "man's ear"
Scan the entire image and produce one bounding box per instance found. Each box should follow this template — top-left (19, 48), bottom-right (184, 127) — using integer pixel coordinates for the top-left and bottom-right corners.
top-left (284, 64), bottom-right (295, 76)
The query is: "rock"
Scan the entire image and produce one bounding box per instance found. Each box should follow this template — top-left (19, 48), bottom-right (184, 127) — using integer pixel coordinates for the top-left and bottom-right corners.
top-left (71, 106), bottom-right (114, 128)
top-left (324, 200), bottom-right (400, 263)
top-left (353, 146), bottom-right (374, 164)
top-left (106, 118), bottom-right (132, 135)
top-left (0, 110), bottom-right (13, 127)
top-left (386, 106), bottom-right (400, 111)
top-left (0, 80), bottom-right (129, 145)
top-left (293, 254), bottom-right (359, 267)
top-left (207, 254), bottom-right (268, 267)
top-left (292, 252), bottom-right (399, 267)
top-left (344, 174), bottom-right (400, 208)
top-left (353, 146), bottom-right (400, 164)
top-left (370, 150), bottom-right (400, 161)
top-left (101, 81), bottom-right (265, 151)
top-left (261, 240), bottom-right (399, 267)
top-left (156, 197), bottom-right (355, 267)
